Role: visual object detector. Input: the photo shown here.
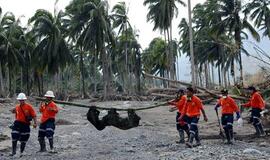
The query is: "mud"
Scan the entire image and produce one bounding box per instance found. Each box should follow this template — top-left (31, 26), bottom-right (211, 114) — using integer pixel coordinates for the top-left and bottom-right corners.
top-left (1, 100), bottom-right (270, 160)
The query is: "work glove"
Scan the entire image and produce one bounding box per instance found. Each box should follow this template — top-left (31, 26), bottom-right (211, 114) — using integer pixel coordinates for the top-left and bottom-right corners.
top-left (236, 112), bottom-right (241, 120)
top-left (214, 104), bottom-right (220, 111)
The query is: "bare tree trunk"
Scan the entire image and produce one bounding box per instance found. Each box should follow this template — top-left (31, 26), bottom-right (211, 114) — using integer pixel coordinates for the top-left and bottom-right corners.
top-left (188, 0), bottom-right (196, 88)
top-left (211, 63), bottom-right (215, 87)
top-left (164, 30), bottom-right (169, 88)
top-left (204, 63), bottom-right (209, 88)
top-left (223, 69), bottom-right (227, 88)
top-left (20, 68), bottom-right (23, 92)
top-left (195, 64), bottom-right (200, 86)
top-left (135, 51), bottom-right (141, 95)
top-left (227, 71), bottom-right (231, 86)
top-left (176, 57), bottom-right (179, 80)
top-left (235, 21), bottom-right (244, 86)
top-left (79, 49), bottom-right (86, 98)
top-left (26, 65), bottom-right (30, 96)
top-left (125, 24), bottom-right (129, 94)
top-left (218, 65), bottom-right (221, 86)
top-left (8, 67), bottom-right (12, 97)
top-left (239, 53), bottom-right (244, 86)
top-left (41, 74), bottom-right (44, 95)
top-left (166, 29), bottom-right (171, 79)
top-left (230, 60), bottom-right (235, 86)
top-left (199, 71), bottom-right (203, 87)
top-left (37, 74), bottom-right (41, 96)
top-left (101, 46), bottom-right (110, 100)
top-left (0, 64), bottom-right (4, 96)
top-left (169, 24), bottom-right (176, 80)
top-left (94, 49), bottom-right (97, 94)
top-left (207, 63), bottom-right (212, 88)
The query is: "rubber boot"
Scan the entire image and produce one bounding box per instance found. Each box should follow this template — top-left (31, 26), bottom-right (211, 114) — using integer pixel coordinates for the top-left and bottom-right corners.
top-left (229, 129), bottom-right (234, 143)
top-left (254, 125), bottom-right (261, 137)
top-left (224, 129), bottom-right (232, 144)
top-left (184, 128), bottom-right (190, 141)
top-left (176, 130), bottom-right (185, 144)
top-left (38, 138), bottom-right (46, 152)
top-left (20, 142), bottom-right (26, 157)
top-left (186, 133), bottom-right (194, 148)
top-left (48, 138), bottom-right (56, 153)
top-left (9, 141), bottom-right (17, 156)
top-left (194, 131), bottom-right (201, 147)
top-left (257, 124), bottom-right (266, 137)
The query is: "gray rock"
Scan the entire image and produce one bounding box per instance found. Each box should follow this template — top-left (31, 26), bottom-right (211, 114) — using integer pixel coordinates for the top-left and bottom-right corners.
top-left (259, 142), bottom-right (268, 147)
top-left (243, 148), bottom-right (262, 155)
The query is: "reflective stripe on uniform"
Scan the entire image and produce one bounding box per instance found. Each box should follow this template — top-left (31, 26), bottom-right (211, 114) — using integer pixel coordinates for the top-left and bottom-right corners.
top-left (39, 129), bottom-right (46, 132)
top-left (11, 131), bottom-right (20, 134)
top-left (21, 132), bottom-right (30, 135)
top-left (46, 128), bottom-right (54, 132)
top-left (191, 123), bottom-right (197, 126)
top-left (256, 122), bottom-right (261, 126)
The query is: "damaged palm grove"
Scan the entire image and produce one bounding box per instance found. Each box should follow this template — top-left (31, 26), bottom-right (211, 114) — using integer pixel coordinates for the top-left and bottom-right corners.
top-left (1, 0), bottom-right (270, 159)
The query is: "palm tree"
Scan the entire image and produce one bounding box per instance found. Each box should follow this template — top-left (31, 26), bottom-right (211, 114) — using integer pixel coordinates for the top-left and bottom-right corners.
top-left (244, 0), bottom-right (270, 38)
top-left (143, 0), bottom-right (185, 80)
top-left (66, 0), bottom-right (114, 99)
top-left (211, 0), bottom-right (260, 86)
top-left (19, 31), bottom-right (36, 95)
top-left (29, 9), bottom-right (74, 95)
top-left (142, 37), bottom-right (169, 87)
top-left (111, 2), bottom-right (132, 93)
top-left (0, 12), bottom-right (25, 95)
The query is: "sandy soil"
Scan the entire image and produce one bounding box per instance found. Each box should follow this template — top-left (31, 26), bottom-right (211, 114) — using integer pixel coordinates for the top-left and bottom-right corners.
top-left (1, 100), bottom-right (270, 160)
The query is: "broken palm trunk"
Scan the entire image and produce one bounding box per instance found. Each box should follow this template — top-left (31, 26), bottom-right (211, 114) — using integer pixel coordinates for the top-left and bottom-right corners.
top-left (87, 107), bottom-right (141, 130)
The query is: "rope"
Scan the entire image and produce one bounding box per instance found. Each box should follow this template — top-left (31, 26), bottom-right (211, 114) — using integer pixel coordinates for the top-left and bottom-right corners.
top-left (34, 96), bottom-right (215, 111)
top-left (34, 97), bottom-right (168, 111)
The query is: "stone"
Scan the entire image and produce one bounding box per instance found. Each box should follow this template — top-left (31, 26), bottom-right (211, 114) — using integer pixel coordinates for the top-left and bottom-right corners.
top-left (243, 148), bottom-right (262, 155)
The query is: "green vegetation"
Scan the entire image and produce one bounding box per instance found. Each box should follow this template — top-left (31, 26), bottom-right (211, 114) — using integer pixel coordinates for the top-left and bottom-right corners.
top-left (0, 0), bottom-right (269, 98)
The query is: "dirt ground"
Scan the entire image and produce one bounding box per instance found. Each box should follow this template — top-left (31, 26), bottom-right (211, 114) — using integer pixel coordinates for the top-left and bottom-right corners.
top-left (1, 100), bottom-right (270, 160)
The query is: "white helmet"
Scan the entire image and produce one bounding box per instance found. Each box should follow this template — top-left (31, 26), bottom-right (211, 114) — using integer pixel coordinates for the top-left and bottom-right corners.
top-left (44, 90), bottom-right (55, 98)
top-left (17, 93), bottom-right (27, 100)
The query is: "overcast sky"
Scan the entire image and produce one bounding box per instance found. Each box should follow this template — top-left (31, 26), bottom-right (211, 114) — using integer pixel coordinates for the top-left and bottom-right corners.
top-left (0, 0), bottom-right (268, 82)
top-left (0, 0), bottom-right (206, 49)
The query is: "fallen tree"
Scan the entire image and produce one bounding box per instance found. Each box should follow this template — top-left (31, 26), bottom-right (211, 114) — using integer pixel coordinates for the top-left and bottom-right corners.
top-left (143, 73), bottom-right (270, 108)
top-left (0, 98), bottom-right (12, 103)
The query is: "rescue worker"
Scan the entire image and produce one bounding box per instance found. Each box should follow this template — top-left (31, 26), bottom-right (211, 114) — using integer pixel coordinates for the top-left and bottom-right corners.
top-left (241, 86), bottom-right (266, 136)
top-left (179, 87), bottom-right (208, 148)
top-left (168, 89), bottom-right (189, 143)
top-left (10, 93), bottom-right (37, 157)
top-left (38, 91), bottom-right (59, 153)
top-left (215, 89), bottom-right (241, 144)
